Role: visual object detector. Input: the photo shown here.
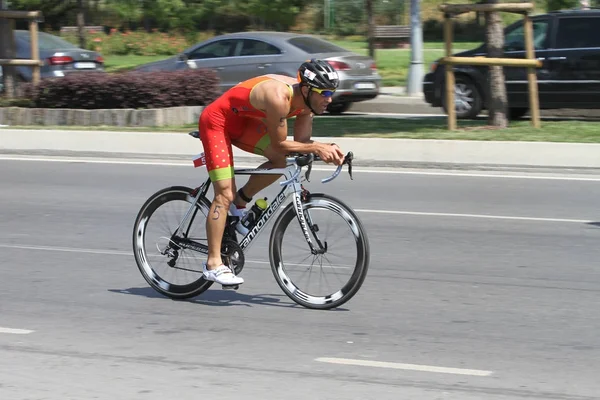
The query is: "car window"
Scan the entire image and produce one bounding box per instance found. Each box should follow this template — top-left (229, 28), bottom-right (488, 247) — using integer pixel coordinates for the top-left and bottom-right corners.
top-left (15, 31), bottom-right (79, 50)
top-left (556, 17), bottom-right (600, 49)
top-left (287, 37), bottom-right (347, 53)
top-left (238, 39), bottom-right (282, 56)
top-left (504, 20), bottom-right (549, 51)
top-left (188, 39), bottom-right (239, 59)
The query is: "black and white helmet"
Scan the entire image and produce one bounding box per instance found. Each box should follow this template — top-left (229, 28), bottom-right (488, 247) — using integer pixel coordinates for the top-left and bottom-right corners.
top-left (297, 59), bottom-right (340, 90)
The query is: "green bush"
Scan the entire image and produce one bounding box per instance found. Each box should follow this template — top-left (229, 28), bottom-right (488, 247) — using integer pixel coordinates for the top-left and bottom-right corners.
top-left (0, 97), bottom-right (35, 108)
top-left (60, 29), bottom-right (204, 57)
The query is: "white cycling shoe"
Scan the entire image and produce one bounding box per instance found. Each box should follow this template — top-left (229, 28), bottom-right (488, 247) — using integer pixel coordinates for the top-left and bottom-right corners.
top-left (202, 263), bottom-right (244, 286)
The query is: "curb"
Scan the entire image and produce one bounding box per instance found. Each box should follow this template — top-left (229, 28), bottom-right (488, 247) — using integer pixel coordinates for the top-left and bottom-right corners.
top-left (0, 105), bottom-right (205, 127)
top-left (1, 129), bottom-right (600, 170)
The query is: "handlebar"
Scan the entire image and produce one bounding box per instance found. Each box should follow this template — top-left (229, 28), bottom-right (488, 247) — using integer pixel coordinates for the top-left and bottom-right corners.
top-left (279, 152), bottom-right (354, 186)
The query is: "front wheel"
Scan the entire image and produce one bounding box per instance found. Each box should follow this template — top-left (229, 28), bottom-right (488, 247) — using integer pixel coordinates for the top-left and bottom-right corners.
top-left (269, 194), bottom-right (370, 310)
top-left (327, 102), bottom-right (352, 114)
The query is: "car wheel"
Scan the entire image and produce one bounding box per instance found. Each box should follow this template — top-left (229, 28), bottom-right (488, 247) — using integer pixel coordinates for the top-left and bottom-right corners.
top-left (327, 102), bottom-right (352, 115)
top-left (442, 76), bottom-right (482, 119)
top-left (509, 107), bottom-right (529, 120)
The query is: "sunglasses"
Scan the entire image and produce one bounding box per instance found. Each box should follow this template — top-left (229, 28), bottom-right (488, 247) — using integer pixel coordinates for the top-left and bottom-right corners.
top-left (311, 87), bottom-right (336, 97)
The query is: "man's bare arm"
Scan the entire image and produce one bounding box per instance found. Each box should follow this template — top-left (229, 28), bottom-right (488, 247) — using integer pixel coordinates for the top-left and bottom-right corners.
top-left (293, 112), bottom-right (314, 144)
top-left (264, 92), bottom-right (345, 164)
top-left (265, 95), bottom-right (319, 154)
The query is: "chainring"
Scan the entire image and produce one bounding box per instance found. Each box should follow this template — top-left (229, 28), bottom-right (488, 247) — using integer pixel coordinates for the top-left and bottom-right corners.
top-left (221, 239), bottom-right (245, 275)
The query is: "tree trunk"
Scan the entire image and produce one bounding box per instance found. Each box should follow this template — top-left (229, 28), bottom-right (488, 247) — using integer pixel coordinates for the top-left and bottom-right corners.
top-left (77, 0), bottom-right (86, 49)
top-left (485, 5), bottom-right (507, 128)
top-left (0, 0), bottom-right (17, 99)
top-left (365, 0), bottom-right (374, 59)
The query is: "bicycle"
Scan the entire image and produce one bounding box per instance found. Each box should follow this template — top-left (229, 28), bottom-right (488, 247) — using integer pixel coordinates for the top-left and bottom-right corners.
top-left (132, 130), bottom-right (370, 310)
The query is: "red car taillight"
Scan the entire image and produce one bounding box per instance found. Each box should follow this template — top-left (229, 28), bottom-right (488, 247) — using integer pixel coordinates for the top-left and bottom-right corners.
top-left (327, 61), bottom-right (350, 71)
top-left (48, 56), bottom-right (74, 65)
top-left (96, 55), bottom-right (104, 64)
top-left (370, 62), bottom-right (377, 70)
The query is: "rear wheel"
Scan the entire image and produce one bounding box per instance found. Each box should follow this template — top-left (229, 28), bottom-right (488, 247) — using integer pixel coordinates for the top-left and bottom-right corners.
top-left (509, 107), bottom-right (529, 120)
top-left (132, 186), bottom-right (213, 299)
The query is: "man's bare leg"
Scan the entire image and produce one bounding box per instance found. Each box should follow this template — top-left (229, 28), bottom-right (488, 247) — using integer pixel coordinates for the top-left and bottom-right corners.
top-left (233, 146), bottom-right (286, 207)
top-left (203, 177), bottom-right (244, 286)
top-left (206, 178), bottom-right (236, 269)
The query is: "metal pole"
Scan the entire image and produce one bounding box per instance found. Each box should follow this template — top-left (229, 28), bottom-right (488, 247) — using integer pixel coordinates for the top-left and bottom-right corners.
top-left (406, 0), bottom-right (423, 95)
top-left (324, 0), bottom-right (329, 31)
top-left (330, 0), bottom-right (334, 29)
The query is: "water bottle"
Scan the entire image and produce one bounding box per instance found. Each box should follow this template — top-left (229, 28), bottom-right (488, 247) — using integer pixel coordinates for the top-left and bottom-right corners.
top-left (241, 198), bottom-right (268, 231)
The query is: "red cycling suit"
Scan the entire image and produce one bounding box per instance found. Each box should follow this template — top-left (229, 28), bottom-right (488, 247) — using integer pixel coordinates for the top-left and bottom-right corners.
top-left (198, 75), bottom-right (304, 182)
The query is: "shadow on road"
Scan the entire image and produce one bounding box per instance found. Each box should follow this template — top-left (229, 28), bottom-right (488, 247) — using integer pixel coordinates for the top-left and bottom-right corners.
top-left (108, 286), bottom-right (349, 311)
top-left (586, 222), bottom-right (600, 228)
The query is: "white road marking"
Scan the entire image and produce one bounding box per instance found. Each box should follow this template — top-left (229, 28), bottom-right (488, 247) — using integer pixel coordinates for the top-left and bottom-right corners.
top-left (0, 208), bottom-right (590, 259)
top-left (0, 244), bottom-right (350, 268)
top-left (1, 155), bottom-right (600, 181)
top-left (355, 209), bottom-right (592, 224)
top-left (352, 170), bottom-right (600, 182)
top-left (0, 327), bottom-right (34, 335)
top-left (0, 155), bottom-right (194, 168)
top-left (315, 357), bottom-right (493, 377)
top-left (0, 243), bottom-right (131, 256)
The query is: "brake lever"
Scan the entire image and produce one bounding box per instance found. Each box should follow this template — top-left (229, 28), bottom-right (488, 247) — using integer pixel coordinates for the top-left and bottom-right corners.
top-left (345, 152), bottom-right (354, 180)
top-left (305, 163), bottom-right (312, 182)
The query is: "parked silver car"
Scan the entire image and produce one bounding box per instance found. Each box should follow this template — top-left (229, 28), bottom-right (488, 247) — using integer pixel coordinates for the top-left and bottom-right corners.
top-left (134, 31), bottom-right (381, 114)
top-left (0, 30), bottom-right (104, 85)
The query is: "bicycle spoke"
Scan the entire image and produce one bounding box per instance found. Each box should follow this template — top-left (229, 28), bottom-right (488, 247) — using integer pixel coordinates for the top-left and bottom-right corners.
top-left (133, 187), bottom-right (213, 299)
top-left (270, 194), bottom-right (369, 309)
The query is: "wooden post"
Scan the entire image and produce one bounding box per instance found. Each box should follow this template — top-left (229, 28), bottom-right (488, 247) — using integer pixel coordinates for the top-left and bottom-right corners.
top-left (0, 0), bottom-right (15, 98)
top-left (30, 18), bottom-right (40, 84)
top-left (444, 13), bottom-right (456, 130)
top-left (523, 13), bottom-right (540, 128)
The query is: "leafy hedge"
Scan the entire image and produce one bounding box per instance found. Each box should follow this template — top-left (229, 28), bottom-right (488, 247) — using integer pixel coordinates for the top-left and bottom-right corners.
top-left (20, 69), bottom-right (220, 110)
top-left (59, 29), bottom-right (211, 57)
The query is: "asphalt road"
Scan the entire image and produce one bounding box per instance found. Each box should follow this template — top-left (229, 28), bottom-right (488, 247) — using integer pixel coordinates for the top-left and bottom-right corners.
top-left (1, 157), bottom-right (599, 400)
top-left (350, 92), bottom-right (600, 119)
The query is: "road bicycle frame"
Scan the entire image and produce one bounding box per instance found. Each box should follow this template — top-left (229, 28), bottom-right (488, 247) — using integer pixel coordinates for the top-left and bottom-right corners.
top-left (171, 153), bottom-right (350, 257)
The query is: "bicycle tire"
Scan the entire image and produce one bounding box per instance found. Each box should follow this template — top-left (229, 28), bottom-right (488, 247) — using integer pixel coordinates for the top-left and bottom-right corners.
top-left (269, 193), bottom-right (370, 310)
top-left (132, 186), bottom-right (213, 299)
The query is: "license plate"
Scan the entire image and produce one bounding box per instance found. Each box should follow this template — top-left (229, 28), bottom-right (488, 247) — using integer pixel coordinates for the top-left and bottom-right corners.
top-left (354, 82), bottom-right (376, 90)
top-left (74, 62), bottom-right (97, 69)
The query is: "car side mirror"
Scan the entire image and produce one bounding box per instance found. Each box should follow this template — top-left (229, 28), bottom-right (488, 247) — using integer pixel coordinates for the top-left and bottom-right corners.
top-left (177, 53), bottom-right (188, 62)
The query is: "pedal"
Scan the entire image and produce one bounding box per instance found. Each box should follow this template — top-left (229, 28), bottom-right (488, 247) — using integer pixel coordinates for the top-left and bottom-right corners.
top-left (222, 284), bottom-right (239, 291)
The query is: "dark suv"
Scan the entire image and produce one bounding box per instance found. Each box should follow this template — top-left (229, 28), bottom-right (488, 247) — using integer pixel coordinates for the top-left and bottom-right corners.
top-left (423, 9), bottom-right (600, 119)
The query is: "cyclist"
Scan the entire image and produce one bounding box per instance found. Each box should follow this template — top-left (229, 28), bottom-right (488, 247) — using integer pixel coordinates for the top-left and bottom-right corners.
top-left (198, 59), bottom-right (346, 287)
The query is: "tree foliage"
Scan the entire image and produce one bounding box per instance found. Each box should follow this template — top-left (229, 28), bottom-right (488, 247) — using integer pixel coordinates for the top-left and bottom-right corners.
top-left (7, 0), bottom-right (317, 33)
top-left (546, 0), bottom-right (578, 11)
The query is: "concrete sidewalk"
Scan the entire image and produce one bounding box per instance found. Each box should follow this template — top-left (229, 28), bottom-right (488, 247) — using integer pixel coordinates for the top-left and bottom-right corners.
top-left (1, 128), bottom-right (599, 170)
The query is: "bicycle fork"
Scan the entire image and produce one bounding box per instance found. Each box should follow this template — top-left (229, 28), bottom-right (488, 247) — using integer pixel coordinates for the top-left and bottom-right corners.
top-left (293, 184), bottom-right (327, 255)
